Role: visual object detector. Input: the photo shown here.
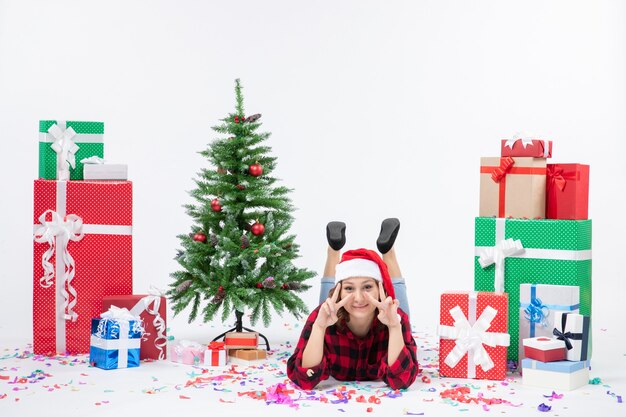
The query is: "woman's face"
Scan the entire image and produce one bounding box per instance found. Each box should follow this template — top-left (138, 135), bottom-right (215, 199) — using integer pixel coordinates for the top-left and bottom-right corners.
top-left (340, 277), bottom-right (380, 319)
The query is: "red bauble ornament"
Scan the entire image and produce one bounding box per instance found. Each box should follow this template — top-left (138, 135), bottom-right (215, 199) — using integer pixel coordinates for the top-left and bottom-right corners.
top-left (256, 283), bottom-right (263, 288)
top-left (218, 286), bottom-right (224, 292)
top-left (251, 221), bottom-right (265, 236)
top-left (248, 162), bottom-right (263, 177)
top-left (193, 233), bottom-right (207, 243)
top-left (211, 198), bottom-right (222, 212)
top-left (234, 116), bottom-right (240, 123)
top-left (281, 284), bottom-right (288, 290)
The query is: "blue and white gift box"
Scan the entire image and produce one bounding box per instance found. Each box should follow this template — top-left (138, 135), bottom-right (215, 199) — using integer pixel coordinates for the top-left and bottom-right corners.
top-left (552, 311), bottom-right (590, 361)
top-left (518, 284), bottom-right (579, 360)
top-left (89, 306), bottom-right (143, 370)
top-left (522, 358), bottom-right (590, 391)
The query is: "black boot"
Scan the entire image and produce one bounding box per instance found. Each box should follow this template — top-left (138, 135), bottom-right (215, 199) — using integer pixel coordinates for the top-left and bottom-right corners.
top-left (376, 218), bottom-right (400, 254)
top-left (326, 221), bottom-right (346, 251)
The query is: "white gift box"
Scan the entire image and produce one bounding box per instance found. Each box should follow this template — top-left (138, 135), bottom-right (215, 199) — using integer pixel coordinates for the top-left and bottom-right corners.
top-left (203, 347), bottom-right (227, 367)
top-left (519, 284), bottom-right (579, 360)
top-left (84, 163), bottom-right (128, 180)
top-left (552, 312), bottom-right (590, 361)
top-left (522, 358), bottom-right (590, 391)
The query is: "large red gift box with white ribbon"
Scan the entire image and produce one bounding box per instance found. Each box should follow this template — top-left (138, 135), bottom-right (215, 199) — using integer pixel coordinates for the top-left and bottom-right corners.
top-left (102, 294), bottom-right (167, 360)
top-left (33, 179), bottom-right (133, 354)
top-left (439, 291), bottom-right (510, 380)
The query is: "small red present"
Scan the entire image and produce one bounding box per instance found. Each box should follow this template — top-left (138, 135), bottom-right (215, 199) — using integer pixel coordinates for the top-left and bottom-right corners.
top-left (439, 291), bottom-right (510, 380)
top-left (224, 332), bottom-right (258, 349)
top-left (204, 341), bottom-right (227, 366)
top-left (546, 163), bottom-right (590, 220)
top-left (102, 292), bottom-right (167, 360)
top-left (33, 179), bottom-right (133, 354)
top-left (523, 337), bottom-right (566, 362)
top-left (500, 137), bottom-right (552, 158)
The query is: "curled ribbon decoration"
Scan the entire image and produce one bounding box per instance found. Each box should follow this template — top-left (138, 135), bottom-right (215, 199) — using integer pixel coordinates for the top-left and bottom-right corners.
top-left (33, 210), bottom-right (84, 321)
top-left (48, 123), bottom-right (79, 179)
top-left (490, 156), bottom-right (515, 183)
top-left (478, 238), bottom-right (524, 293)
top-left (524, 297), bottom-right (549, 327)
top-left (552, 314), bottom-right (583, 351)
top-left (130, 286), bottom-right (167, 360)
top-left (439, 305), bottom-right (510, 372)
top-left (503, 132), bottom-right (535, 149)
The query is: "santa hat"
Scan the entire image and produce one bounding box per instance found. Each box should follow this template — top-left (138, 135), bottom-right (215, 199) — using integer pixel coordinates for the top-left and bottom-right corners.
top-left (335, 248), bottom-right (395, 299)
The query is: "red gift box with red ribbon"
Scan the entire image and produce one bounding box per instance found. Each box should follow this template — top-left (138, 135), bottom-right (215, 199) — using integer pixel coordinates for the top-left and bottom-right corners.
top-left (102, 294), bottom-right (167, 360)
top-left (546, 164), bottom-right (590, 220)
top-left (438, 291), bottom-right (510, 380)
top-left (479, 157), bottom-right (547, 218)
top-left (33, 179), bottom-right (133, 354)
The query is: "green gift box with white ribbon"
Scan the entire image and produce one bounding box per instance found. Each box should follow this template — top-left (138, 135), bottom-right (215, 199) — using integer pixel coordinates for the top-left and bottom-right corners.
top-left (38, 120), bottom-right (104, 180)
top-left (474, 217), bottom-right (592, 362)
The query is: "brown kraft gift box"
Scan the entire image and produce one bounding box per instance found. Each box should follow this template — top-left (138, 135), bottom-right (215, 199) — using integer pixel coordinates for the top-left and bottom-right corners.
top-left (479, 156), bottom-right (547, 218)
top-left (229, 349), bottom-right (267, 360)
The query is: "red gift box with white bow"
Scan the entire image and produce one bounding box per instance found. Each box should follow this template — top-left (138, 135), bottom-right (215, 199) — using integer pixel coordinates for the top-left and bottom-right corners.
top-left (439, 291), bottom-right (510, 380)
top-left (33, 179), bottom-right (133, 354)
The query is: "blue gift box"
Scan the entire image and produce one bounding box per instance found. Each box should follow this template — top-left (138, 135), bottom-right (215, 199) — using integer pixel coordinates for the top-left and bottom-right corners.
top-left (89, 317), bottom-right (142, 370)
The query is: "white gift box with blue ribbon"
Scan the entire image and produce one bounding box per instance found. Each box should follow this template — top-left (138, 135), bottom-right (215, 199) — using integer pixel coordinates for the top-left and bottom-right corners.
top-left (518, 284), bottom-right (579, 360)
top-left (90, 307), bottom-right (142, 370)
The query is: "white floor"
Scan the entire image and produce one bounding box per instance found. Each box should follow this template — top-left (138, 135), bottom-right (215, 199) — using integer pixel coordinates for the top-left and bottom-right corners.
top-left (0, 322), bottom-right (623, 417)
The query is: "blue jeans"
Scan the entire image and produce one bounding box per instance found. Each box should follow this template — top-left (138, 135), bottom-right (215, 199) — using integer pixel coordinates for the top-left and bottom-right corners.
top-left (319, 276), bottom-right (411, 320)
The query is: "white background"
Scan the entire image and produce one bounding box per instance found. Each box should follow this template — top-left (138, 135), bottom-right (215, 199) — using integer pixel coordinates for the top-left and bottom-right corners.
top-left (0, 0), bottom-right (624, 349)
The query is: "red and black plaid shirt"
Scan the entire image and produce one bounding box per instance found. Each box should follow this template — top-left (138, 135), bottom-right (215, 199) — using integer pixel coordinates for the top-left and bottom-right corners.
top-left (287, 306), bottom-right (419, 390)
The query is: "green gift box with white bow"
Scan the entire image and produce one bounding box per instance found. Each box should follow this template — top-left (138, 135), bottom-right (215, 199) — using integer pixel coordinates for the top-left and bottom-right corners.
top-left (473, 217), bottom-right (592, 362)
top-left (38, 120), bottom-right (104, 180)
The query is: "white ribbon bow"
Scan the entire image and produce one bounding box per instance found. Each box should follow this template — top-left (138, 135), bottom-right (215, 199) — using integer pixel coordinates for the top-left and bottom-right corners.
top-left (33, 210), bottom-right (84, 321)
top-left (80, 156), bottom-right (106, 164)
top-left (478, 238), bottom-right (524, 293)
top-left (129, 286), bottom-right (168, 360)
top-left (503, 132), bottom-right (535, 149)
top-left (439, 305), bottom-right (510, 372)
top-left (48, 123), bottom-right (79, 177)
top-left (101, 305), bottom-right (138, 322)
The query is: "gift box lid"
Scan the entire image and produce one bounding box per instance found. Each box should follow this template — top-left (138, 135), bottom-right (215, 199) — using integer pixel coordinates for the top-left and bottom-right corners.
top-left (40, 120), bottom-right (104, 135)
top-left (521, 358), bottom-right (590, 373)
top-left (523, 337), bottom-right (566, 351)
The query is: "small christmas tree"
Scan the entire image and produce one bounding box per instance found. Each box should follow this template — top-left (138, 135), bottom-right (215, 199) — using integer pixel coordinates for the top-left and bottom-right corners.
top-left (169, 79), bottom-right (315, 329)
